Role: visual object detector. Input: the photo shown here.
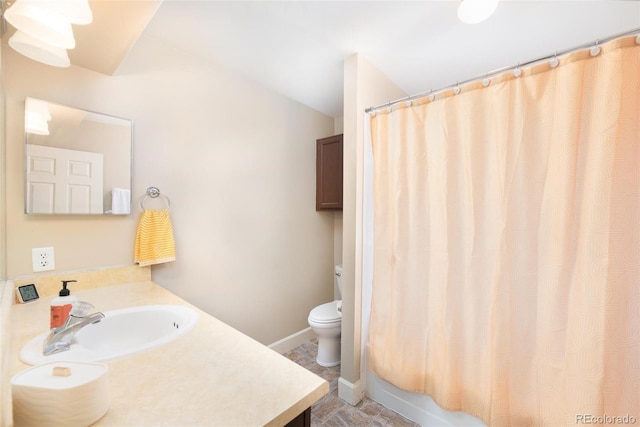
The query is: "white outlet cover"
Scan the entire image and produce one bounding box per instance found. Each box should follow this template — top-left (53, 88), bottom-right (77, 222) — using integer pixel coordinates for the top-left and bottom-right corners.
top-left (32, 247), bottom-right (55, 272)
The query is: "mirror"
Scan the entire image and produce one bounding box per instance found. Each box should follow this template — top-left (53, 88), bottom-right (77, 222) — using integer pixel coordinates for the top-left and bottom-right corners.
top-left (24, 98), bottom-right (133, 215)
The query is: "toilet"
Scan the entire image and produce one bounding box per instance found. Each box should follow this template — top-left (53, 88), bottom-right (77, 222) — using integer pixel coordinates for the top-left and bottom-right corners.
top-left (308, 265), bottom-right (343, 367)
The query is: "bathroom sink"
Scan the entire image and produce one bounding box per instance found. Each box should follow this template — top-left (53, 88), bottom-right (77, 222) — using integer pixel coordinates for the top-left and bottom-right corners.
top-left (20, 305), bottom-right (198, 365)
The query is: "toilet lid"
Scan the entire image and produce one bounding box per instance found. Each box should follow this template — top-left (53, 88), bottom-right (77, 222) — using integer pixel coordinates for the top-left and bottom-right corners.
top-left (309, 301), bottom-right (341, 324)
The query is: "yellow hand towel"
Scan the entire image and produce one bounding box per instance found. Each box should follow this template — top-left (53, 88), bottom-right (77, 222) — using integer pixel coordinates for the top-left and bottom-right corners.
top-left (134, 209), bottom-right (176, 266)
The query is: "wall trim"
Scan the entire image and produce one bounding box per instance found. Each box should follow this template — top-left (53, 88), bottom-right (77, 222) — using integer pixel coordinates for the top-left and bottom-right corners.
top-left (1, 281), bottom-right (15, 427)
top-left (9, 263), bottom-right (139, 282)
top-left (338, 376), bottom-right (365, 405)
top-left (268, 327), bottom-right (315, 354)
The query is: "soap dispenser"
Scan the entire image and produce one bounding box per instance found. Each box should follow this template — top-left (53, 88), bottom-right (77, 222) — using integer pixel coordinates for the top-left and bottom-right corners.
top-left (50, 280), bottom-right (78, 329)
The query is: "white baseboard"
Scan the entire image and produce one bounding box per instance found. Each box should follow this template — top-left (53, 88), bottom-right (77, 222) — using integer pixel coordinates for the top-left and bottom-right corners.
top-left (268, 327), bottom-right (316, 354)
top-left (338, 377), bottom-right (366, 405)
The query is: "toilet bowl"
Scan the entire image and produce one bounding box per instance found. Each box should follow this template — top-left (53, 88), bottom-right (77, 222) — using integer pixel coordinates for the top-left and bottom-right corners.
top-left (308, 265), bottom-right (343, 367)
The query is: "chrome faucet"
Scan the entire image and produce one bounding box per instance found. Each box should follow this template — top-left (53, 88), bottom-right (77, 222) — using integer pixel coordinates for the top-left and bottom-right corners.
top-left (43, 302), bottom-right (105, 356)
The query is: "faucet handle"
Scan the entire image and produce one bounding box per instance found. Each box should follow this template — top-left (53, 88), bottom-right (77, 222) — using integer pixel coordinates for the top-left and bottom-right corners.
top-left (69, 301), bottom-right (94, 317)
top-left (43, 340), bottom-right (70, 355)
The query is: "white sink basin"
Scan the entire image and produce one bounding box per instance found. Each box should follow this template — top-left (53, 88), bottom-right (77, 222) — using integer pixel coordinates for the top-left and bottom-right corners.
top-left (20, 305), bottom-right (198, 365)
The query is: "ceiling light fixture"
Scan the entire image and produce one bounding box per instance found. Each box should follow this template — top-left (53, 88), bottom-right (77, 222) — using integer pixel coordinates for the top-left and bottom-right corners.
top-left (9, 30), bottom-right (71, 67)
top-left (2, 0), bottom-right (92, 67)
top-left (4, 0), bottom-right (75, 48)
top-left (457, 0), bottom-right (499, 24)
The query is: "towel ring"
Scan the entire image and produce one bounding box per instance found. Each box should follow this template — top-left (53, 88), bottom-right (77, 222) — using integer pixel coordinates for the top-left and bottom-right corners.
top-left (140, 187), bottom-right (171, 210)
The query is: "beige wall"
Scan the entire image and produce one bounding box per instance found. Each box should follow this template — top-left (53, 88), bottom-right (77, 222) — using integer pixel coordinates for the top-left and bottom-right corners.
top-left (340, 54), bottom-right (406, 399)
top-left (3, 32), bottom-right (336, 345)
top-left (0, 37), bottom-right (10, 427)
top-left (4, 47), bottom-right (139, 275)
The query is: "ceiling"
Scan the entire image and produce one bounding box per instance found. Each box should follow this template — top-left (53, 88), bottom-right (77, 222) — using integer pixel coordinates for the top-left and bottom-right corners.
top-left (139, 0), bottom-right (640, 118)
top-left (70, 0), bottom-right (162, 74)
top-left (12, 0), bottom-right (638, 118)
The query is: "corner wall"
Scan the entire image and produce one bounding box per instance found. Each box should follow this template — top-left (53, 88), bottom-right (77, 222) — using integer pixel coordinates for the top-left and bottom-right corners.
top-left (0, 33), bottom-right (10, 427)
top-left (339, 54), bottom-right (406, 403)
top-left (0, 282), bottom-right (12, 427)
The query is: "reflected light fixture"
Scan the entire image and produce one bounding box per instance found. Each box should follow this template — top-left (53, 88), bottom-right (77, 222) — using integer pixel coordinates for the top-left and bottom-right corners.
top-left (25, 98), bottom-right (52, 135)
top-left (2, 0), bottom-right (93, 67)
top-left (457, 0), bottom-right (499, 24)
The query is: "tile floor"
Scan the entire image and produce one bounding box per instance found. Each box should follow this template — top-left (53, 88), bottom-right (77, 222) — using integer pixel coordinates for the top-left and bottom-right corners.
top-left (283, 339), bottom-right (420, 427)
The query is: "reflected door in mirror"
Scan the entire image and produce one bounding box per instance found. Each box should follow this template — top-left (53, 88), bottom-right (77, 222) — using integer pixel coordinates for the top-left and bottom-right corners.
top-left (24, 97), bottom-right (133, 215)
top-left (26, 145), bottom-right (104, 214)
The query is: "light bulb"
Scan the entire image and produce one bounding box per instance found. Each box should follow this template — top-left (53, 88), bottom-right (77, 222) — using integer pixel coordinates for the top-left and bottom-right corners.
top-left (457, 0), bottom-right (499, 24)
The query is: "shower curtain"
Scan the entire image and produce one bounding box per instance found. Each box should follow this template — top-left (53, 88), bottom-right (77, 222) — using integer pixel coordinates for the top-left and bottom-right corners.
top-left (368, 36), bottom-right (639, 426)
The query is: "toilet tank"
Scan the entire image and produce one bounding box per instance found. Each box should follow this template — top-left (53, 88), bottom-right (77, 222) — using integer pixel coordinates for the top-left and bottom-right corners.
top-left (335, 265), bottom-right (343, 297)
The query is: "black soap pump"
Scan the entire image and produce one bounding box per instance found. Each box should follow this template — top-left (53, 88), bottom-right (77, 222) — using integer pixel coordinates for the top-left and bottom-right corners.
top-left (50, 280), bottom-right (78, 329)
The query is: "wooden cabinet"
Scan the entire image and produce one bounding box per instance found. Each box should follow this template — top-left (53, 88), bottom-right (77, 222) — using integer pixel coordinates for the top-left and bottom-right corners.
top-left (316, 134), bottom-right (343, 211)
top-left (285, 407), bottom-right (311, 427)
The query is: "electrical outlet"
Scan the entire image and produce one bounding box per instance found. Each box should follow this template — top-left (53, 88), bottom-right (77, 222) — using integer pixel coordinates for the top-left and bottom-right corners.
top-left (32, 247), bottom-right (55, 272)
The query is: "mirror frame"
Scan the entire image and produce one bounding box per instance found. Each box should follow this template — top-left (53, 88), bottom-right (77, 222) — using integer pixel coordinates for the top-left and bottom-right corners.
top-left (23, 97), bottom-right (133, 215)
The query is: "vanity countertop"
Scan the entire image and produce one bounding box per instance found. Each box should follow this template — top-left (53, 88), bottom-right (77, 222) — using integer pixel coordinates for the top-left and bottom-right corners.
top-left (9, 281), bottom-right (328, 426)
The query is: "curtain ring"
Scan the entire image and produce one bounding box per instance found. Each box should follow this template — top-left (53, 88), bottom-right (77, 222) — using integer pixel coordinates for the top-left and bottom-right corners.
top-left (513, 63), bottom-right (522, 78)
top-left (550, 52), bottom-right (559, 68)
top-left (590, 40), bottom-right (601, 57)
top-left (428, 90), bottom-right (435, 102)
top-left (482, 74), bottom-right (490, 87)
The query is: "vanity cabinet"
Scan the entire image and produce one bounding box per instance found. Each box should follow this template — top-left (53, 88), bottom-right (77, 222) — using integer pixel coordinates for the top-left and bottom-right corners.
top-left (316, 134), bottom-right (343, 211)
top-left (286, 407), bottom-right (311, 427)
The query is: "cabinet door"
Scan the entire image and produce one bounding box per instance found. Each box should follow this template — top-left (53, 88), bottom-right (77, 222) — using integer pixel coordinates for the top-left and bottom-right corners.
top-left (316, 134), bottom-right (343, 211)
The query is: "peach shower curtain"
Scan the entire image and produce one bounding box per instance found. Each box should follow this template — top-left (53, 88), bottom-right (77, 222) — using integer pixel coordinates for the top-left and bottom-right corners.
top-left (368, 36), bottom-right (639, 426)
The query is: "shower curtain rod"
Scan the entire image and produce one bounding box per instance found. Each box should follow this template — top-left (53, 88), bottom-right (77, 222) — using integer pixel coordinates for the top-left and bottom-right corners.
top-left (366, 27), bottom-right (640, 113)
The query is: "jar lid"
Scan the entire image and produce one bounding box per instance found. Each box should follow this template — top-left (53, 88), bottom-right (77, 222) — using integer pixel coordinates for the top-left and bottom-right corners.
top-left (11, 361), bottom-right (108, 390)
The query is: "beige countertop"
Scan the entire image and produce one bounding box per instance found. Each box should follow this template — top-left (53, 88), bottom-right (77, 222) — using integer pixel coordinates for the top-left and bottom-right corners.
top-left (9, 281), bottom-right (328, 426)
